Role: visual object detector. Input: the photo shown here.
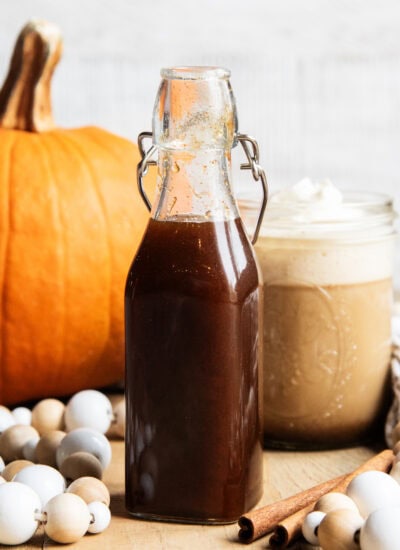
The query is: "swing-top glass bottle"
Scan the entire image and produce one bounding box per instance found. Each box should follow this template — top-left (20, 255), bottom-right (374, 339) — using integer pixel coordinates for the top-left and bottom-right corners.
top-left (125, 66), bottom-right (266, 523)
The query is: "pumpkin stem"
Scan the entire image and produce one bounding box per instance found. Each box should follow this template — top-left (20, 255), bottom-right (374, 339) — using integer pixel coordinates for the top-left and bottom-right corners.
top-left (0, 19), bottom-right (62, 132)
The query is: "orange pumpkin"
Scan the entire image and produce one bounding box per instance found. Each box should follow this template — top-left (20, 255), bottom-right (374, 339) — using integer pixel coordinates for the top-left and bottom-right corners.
top-left (0, 20), bottom-right (153, 404)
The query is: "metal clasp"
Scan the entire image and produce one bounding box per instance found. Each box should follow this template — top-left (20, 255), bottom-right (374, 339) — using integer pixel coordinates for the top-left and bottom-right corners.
top-left (236, 133), bottom-right (268, 244)
top-left (137, 131), bottom-right (157, 212)
top-left (137, 131), bottom-right (268, 244)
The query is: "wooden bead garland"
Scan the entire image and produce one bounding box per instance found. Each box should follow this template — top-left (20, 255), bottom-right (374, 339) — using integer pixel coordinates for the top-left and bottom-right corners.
top-left (31, 399), bottom-right (66, 435)
top-left (360, 506), bottom-right (400, 550)
top-left (2, 459), bottom-right (34, 481)
top-left (14, 464), bottom-right (66, 507)
top-left (0, 425), bottom-right (39, 462)
top-left (11, 407), bottom-right (32, 426)
top-left (0, 406), bottom-right (15, 432)
top-left (65, 390), bottom-right (113, 434)
top-left (66, 476), bottom-right (110, 506)
top-left (44, 493), bottom-right (91, 543)
top-left (87, 501), bottom-right (111, 534)
top-left (35, 430), bottom-right (66, 467)
top-left (301, 423), bottom-right (400, 549)
top-left (22, 436), bottom-right (39, 462)
top-left (0, 388), bottom-right (120, 545)
top-left (56, 427), bottom-right (112, 471)
top-left (0, 486), bottom-right (111, 545)
top-left (314, 492), bottom-right (359, 515)
top-left (318, 509), bottom-right (363, 550)
top-left (302, 510), bottom-right (325, 545)
top-left (0, 482), bottom-right (41, 545)
top-left (60, 451), bottom-right (103, 481)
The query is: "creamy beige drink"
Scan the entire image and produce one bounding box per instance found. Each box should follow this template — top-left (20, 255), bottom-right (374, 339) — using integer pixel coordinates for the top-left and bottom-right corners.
top-left (258, 238), bottom-right (393, 447)
top-left (241, 179), bottom-right (396, 448)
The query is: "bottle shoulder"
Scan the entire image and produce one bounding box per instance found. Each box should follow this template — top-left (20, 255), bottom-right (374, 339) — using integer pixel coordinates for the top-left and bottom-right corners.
top-left (125, 218), bottom-right (259, 301)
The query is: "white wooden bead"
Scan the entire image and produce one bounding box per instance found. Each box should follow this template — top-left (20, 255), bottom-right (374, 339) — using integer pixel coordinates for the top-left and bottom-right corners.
top-left (346, 471), bottom-right (400, 518)
top-left (65, 390), bottom-right (113, 434)
top-left (11, 407), bottom-right (32, 426)
top-left (67, 476), bottom-right (110, 506)
top-left (14, 464), bottom-right (66, 507)
top-left (0, 456), bottom-right (4, 474)
top-left (0, 406), bottom-right (16, 433)
top-left (0, 481), bottom-right (41, 545)
top-left (44, 493), bottom-right (91, 543)
top-left (0, 425), bottom-right (39, 462)
top-left (22, 436), bottom-right (39, 462)
top-left (360, 506), bottom-right (400, 550)
top-left (31, 399), bottom-right (65, 435)
top-left (87, 501), bottom-right (111, 533)
top-left (56, 428), bottom-right (111, 470)
top-left (302, 510), bottom-right (326, 545)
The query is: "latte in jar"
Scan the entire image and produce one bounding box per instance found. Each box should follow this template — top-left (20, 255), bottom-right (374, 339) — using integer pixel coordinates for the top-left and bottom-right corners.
top-left (240, 179), bottom-right (396, 449)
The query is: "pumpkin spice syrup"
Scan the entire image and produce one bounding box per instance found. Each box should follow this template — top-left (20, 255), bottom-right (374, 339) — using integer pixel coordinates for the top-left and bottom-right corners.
top-left (125, 67), bottom-right (265, 523)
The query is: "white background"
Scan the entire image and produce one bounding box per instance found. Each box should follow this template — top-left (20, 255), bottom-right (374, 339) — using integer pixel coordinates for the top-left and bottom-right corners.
top-left (1, 0), bottom-right (400, 282)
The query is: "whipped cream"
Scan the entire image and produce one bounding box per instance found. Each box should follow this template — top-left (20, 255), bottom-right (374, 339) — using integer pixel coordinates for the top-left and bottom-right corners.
top-left (269, 178), bottom-right (363, 223)
top-left (251, 179), bottom-right (395, 285)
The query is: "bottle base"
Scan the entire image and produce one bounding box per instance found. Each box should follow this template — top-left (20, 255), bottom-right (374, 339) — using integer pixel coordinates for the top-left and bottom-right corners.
top-left (125, 509), bottom-right (239, 525)
top-left (263, 432), bottom-right (381, 451)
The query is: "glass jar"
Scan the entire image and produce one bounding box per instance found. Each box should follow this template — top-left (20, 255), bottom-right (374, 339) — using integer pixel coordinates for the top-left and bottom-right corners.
top-left (240, 187), bottom-right (396, 449)
top-left (125, 67), bottom-right (264, 523)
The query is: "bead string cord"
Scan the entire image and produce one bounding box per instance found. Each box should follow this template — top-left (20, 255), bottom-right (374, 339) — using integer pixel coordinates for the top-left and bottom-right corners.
top-left (34, 510), bottom-right (47, 523)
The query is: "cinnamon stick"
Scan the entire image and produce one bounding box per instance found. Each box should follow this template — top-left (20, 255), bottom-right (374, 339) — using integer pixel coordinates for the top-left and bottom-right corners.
top-left (238, 474), bottom-right (346, 543)
top-left (269, 449), bottom-right (394, 549)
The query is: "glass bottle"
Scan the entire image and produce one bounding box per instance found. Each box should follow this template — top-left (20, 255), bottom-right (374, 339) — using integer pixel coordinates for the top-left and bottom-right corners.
top-left (125, 67), bottom-right (266, 523)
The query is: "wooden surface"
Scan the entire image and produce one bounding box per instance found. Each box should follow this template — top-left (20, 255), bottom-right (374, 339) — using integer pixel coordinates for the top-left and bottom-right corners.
top-left (15, 441), bottom-right (380, 549)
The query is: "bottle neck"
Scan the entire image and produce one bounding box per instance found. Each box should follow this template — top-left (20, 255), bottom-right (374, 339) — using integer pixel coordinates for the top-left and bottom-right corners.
top-left (152, 148), bottom-right (240, 222)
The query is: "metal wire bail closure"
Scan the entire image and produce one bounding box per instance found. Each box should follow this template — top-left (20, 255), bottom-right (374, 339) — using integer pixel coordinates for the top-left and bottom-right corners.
top-left (137, 131), bottom-right (268, 244)
top-left (236, 133), bottom-right (268, 244)
top-left (137, 132), bottom-right (157, 211)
